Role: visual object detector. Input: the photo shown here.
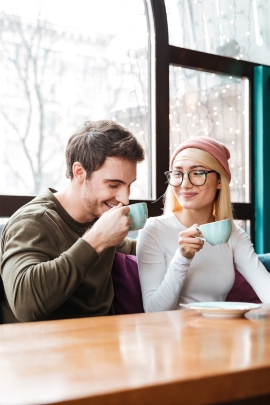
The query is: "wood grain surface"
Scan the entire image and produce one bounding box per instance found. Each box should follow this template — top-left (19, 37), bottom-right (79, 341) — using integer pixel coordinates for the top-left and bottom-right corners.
top-left (1, 305), bottom-right (270, 405)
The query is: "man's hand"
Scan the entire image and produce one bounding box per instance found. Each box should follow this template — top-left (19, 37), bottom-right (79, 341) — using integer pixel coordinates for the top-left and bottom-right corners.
top-left (82, 204), bottom-right (131, 254)
top-left (178, 224), bottom-right (204, 259)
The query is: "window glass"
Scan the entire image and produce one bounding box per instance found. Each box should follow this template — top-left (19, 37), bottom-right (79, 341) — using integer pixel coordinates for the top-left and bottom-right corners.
top-left (169, 66), bottom-right (249, 203)
top-left (0, 0), bottom-right (150, 198)
top-left (234, 220), bottom-right (250, 236)
top-left (165, 0), bottom-right (270, 65)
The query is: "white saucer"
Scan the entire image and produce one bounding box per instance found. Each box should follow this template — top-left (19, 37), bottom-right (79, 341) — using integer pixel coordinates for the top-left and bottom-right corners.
top-left (180, 302), bottom-right (261, 318)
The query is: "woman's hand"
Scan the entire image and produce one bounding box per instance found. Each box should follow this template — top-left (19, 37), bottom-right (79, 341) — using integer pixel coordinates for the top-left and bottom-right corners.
top-left (178, 224), bottom-right (204, 259)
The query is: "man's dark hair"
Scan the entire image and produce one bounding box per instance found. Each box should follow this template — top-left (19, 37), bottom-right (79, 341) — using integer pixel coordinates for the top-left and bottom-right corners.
top-left (65, 120), bottom-right (145, 179)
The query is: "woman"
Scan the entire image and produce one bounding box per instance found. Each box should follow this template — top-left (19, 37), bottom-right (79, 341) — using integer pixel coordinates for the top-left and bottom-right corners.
top-left (137, 137), bottom-right (270, 312)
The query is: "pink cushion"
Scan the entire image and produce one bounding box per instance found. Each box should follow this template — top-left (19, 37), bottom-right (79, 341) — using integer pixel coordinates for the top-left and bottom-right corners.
top-left (226, 267), bottom-right (261, 304)
top-left (112, 253), bottom-right (144, 315)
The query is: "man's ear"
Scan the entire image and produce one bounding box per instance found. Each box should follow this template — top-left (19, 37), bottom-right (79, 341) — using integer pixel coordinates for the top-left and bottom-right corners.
top-left (73, 162), bottom-right (86, 183)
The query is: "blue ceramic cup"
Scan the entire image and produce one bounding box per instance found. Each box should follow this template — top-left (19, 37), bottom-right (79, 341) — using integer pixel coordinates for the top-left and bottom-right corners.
top-left (195, 219), bottom-right (232, 246)
top-left (127, 202), bottom-right (148, 231)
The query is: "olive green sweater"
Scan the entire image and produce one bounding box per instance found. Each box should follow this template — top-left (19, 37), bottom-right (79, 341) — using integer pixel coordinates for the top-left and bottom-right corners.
top-left (0, 189), bottom-right (136, 323)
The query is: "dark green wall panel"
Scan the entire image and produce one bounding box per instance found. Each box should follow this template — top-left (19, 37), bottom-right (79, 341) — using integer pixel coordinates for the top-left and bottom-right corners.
top-left (254, 66), bottom-right (270, 253)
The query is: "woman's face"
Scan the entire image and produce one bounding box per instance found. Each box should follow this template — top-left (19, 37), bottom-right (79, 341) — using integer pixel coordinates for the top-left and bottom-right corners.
top-left (172, 153), bottom-right (221, 213)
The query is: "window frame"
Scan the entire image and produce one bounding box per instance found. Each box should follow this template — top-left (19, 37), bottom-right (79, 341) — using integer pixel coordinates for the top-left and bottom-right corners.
top-left (146, 0), bottom-right (258, 241)
top-left (0, 0), bottom-right (261, 244)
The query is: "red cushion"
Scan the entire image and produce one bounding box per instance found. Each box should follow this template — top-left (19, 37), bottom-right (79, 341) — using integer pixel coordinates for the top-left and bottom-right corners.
top-left (226, 267), bottom-right (261, 304)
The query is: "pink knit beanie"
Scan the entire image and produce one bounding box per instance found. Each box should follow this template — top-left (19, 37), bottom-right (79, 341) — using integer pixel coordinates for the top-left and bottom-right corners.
top-left (170, 137), bottom-right (231, 180)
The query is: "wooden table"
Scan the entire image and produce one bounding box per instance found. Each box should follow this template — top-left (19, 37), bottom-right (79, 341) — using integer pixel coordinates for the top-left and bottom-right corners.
top-left (1, 306), bottom-right (270, 405)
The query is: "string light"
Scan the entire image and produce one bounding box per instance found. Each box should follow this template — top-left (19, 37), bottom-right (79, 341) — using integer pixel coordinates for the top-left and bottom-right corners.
top-left (170, 65), bottom-right (248, 203)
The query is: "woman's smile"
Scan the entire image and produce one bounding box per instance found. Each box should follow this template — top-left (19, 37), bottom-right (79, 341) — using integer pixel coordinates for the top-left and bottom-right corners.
top-left (180, 192), bottom-right (198, 198)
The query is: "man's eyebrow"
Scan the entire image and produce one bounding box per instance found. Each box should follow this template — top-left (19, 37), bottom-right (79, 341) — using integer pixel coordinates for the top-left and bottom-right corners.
top-left (104, 178), bottom-right (137, 184)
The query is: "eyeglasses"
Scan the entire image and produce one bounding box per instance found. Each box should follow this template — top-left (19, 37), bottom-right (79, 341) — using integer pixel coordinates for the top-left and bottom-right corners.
top-left (164, 169), bottom-right (216, 187)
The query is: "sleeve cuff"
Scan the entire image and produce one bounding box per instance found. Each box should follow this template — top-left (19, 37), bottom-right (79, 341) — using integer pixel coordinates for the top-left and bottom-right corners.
top-left (66, 238), bottom-right (100, 270)
top-left (174, 249), bottom-right (193, 265)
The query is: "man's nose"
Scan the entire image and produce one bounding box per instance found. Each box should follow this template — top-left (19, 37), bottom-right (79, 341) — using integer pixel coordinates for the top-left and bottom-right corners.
top-left (117, 187), bottom-right (130, 206)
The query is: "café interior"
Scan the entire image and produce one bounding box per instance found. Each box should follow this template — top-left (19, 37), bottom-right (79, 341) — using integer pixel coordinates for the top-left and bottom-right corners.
top-left (1, 1), bottom-right (270, 404)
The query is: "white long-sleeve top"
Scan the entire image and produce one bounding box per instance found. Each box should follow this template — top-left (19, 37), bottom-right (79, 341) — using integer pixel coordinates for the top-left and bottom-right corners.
top-left (137, 213), bottom-right (270, 312)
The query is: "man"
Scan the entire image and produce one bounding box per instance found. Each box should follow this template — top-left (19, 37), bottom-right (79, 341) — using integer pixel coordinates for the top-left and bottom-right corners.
top-left (0, 120), bottom-right (144, 323)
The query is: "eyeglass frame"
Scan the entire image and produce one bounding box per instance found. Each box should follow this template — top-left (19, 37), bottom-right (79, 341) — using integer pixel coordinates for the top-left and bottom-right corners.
top-left (164, 169), bottom-right (217, 187)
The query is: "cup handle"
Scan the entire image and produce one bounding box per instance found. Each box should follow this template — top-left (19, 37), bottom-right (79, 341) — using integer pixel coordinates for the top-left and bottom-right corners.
top-left (194, 236), bottom-right (206, 242)
top-left (194, 226), bottom-right (206, 242)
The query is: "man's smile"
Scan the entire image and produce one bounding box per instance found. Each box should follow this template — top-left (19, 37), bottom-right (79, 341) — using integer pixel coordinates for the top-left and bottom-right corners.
top-left (105, 202), bottom-right (118, 209)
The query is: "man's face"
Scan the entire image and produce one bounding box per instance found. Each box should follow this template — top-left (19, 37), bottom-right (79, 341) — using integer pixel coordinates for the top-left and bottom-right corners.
top-left (82, 157), bottom-right (137, 221)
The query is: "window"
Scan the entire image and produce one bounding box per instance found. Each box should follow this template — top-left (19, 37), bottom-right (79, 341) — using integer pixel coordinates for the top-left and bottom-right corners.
top-left (1, 0), bottom-right (269, 246)
top-left (169, 67), bottom-right (250, 203)
top-left (165, 0), bottom-right (270, 65)
top-left (159, 0), bottom-right (263, 240)
top-left (0, 0), bottom-right (151, 199)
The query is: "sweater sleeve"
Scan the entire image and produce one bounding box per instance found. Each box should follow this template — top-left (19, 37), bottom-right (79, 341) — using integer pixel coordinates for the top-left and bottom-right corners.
top-left (232, 226), bottom-right (270, 303)
top-left (137, 218), bottom-right (192, 312)
top-left (1, 216), bottom-right (100, 322)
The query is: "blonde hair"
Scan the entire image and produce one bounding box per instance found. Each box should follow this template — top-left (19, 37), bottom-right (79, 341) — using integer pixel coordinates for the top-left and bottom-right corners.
top-left (163, 148), bottom-right (234, 222)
